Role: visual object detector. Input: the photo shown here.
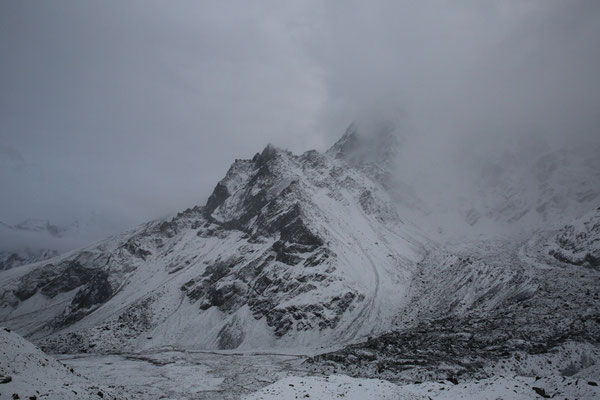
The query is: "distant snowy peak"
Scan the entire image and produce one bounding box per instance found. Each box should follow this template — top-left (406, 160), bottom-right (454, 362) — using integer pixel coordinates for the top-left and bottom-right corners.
top-left (0, 218), bottom-right (82, 270)
top-left (2, 218), bottom-right (77, 238)
top-left (0, 212), bottom-right (128, 269)
top-left (422, 143), bottom-right (600, 239)
top-left (496, 145), bottom-right (598, 222)
top-left (0, 220), bottom-right (72, 270)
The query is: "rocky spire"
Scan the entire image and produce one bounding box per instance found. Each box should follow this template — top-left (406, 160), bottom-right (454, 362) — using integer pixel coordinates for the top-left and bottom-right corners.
top-left (327, 122), bottom-right (401, 168)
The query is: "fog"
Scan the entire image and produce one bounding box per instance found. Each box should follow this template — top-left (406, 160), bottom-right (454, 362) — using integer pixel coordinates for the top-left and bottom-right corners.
top-left (1, 1), bottom-right (599, 248)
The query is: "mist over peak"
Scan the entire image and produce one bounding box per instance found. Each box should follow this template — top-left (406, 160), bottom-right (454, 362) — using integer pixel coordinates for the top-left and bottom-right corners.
top-left (1, 1), bottom-right (599, 241)
top-left (327, 121), bottom-right (403, 170)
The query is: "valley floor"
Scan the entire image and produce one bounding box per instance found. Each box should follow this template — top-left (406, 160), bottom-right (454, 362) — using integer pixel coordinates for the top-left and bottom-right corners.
top-left (54, 348), bottom-right (599, 399)
top-left (56, 350), bottom-right (312, 400)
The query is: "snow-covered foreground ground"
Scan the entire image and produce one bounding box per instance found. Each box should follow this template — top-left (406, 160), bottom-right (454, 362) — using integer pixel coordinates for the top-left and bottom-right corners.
top-left (2, 326), bottom-right (599, 399)
top-left (0, 328), bottom-right (127, 399)
top-left (56, 350), bottom-right (311, 399)
top-left (401, 374), bottom-right (600, 400)
top-left (243, 374), bottom-right (428, 400)
top-left (56, 350), bottom-right (599, 399)
top-left (243, 373), bottom-right (600, 400)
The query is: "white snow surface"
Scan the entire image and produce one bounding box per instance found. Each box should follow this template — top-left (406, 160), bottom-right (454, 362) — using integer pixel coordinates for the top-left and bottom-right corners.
top-left (402, 373), bottom-right (600, 400)
top-left (0, 327), bottom-right (126, 399)
top-left (243, 374), bottom-right (427, 400)
top-left (244, 371), bottom-right (600, 400)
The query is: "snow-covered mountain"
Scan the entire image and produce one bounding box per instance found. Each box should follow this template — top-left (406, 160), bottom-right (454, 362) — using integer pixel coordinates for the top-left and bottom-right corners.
top-left (0, 219), bottom-right (78, 271)
top-left (0, 132), bottom-right (426, 353)
top-left (461, 144), bottom-right (600, 230)
top-left (0, 126), bottom-right (598, 382)
top-left (0, 216), bottom-right (125, 271)
top-left (392, 140), bottom-right (600, 241)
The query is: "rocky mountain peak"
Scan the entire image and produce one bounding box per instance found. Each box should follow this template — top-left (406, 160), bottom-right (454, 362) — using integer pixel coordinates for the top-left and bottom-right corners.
top-left (327, 123), bottom-right (360, 159)
top-left (254, 143), bottom-right (281, 165)
top-left (204, 144), bottom-right (294, 226)
top-left (0, 130), bottom-right (426, 351)
top-left (327, 122), bottom-right (401, 169)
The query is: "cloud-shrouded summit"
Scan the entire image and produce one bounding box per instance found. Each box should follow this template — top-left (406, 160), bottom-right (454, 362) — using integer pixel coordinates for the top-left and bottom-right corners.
top-left (1, 0), bottom-right (599, 250)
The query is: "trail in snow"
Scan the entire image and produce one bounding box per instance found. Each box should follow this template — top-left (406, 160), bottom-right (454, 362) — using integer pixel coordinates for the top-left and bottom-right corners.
top-left (339, 247), bottom-right (380, 341)
top-left (321, 204), bottom-right (382, 342)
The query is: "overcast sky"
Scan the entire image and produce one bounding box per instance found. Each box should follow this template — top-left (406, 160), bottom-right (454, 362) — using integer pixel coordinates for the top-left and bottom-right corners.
top-left (1, 1), bottom-right (599, 235)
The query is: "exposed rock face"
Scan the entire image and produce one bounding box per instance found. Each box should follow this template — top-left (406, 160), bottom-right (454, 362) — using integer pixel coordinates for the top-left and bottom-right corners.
top-left (0, 249), bottom-right (59, 272)
top-left (7, 260), bottom-right (115, 329)
top-left (61, 271), bottom-right (113, 323)
top-left (14, 261), bottom-right (96, 301)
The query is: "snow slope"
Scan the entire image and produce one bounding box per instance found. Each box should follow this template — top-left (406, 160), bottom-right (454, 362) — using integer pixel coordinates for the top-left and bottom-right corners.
top-left (0, 327), bottom-right (126, 399)
top-left (526, 206), bottom-right (600, 270)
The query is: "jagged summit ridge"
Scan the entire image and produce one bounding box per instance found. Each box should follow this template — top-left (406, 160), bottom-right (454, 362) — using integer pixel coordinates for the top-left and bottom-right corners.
top-left (327, 122), bottom-right (402, 169)
top-left (328, 123), bottom-right (360, 159)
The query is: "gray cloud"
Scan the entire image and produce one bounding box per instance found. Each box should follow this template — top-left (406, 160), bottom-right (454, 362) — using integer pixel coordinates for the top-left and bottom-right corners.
top-left (0, 1), bottom-right (326, 232)
top-left (1, 1), bottom-right (599, 244)
top-left (306, 1), bottom-right (600, 147)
